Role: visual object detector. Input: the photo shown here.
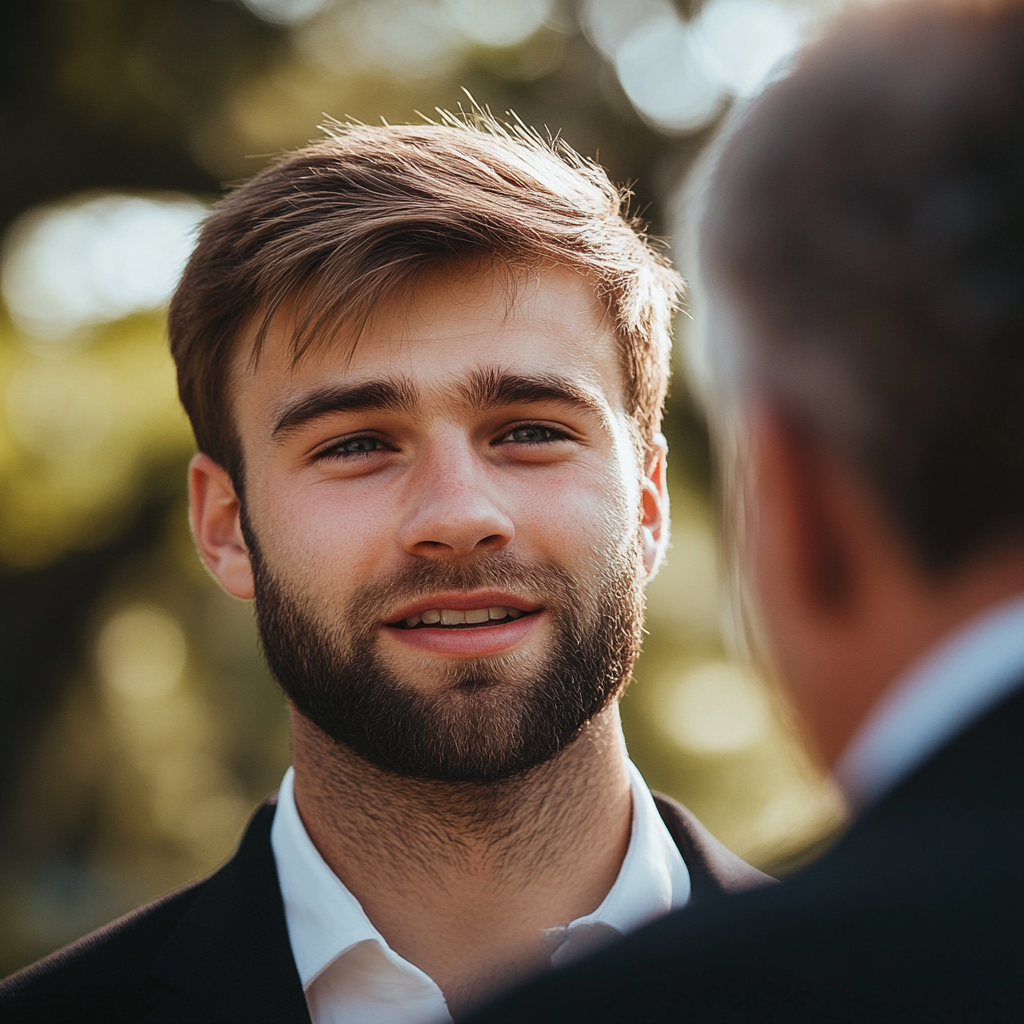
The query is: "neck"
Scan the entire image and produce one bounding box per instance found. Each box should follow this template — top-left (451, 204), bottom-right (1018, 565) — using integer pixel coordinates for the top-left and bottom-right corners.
top-left (811, 541), bottom-right (1024, 767)
top-left (289, 704), bottom-right (632, 1017)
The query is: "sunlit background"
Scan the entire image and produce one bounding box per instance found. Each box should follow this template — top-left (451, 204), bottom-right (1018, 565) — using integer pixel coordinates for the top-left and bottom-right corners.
top-left (0, 0), bottom-right (846, 975)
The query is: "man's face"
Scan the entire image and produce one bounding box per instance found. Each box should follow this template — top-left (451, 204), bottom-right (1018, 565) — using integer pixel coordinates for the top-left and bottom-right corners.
top-left (211, 263), bottom-right (663, 780)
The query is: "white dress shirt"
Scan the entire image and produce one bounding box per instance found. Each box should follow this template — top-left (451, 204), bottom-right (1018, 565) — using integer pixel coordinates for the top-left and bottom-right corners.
top-left (836, 591), bottom-right (1024, 810)
top-left (271, 760), bottom-right (690, 1024)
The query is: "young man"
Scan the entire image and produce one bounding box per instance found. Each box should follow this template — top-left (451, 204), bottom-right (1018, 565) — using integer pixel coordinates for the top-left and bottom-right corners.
top-left (470, 0), bottom-right (1024, 1020)
top-left (0, 119), bottom-right (766, 1022)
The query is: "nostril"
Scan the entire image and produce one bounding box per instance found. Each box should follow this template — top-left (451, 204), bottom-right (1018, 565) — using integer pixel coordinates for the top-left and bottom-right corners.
top-left (400, 511), bottom-right (514, 557)
top-left (413, 540), bottom-right (452, 553)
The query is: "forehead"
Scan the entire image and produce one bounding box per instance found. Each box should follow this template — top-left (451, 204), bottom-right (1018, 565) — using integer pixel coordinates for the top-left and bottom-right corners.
top-left (230, 263), bottom-right (625, 422)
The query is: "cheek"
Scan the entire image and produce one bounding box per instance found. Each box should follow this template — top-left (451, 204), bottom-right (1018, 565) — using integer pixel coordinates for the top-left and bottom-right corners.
top-left (751, 516), bottom-right (818, 700)
top-left (751, 509), bottom-right (788, 644)
top-left (511, 463), bottom-right (637, 563)
top-left (249, 477), bottom-right (395, 584)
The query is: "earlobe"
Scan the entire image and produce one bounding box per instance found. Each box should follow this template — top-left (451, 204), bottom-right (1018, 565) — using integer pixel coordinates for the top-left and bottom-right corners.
top-left (189, 453), bottom-right (255, 600)
top-left (641, 434), bottom-right (670, 579)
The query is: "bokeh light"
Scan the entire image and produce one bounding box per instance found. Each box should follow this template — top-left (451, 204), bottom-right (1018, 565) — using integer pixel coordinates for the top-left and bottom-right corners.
top-left (616, 12), bottom-right (727, 132)
top-left (590, 0), bottom-right (814, 132)
top-left (2, 195), bottom-right (206, 343)
top-left (446, 0), bottom-right (553, 48)
top-left (97, 605), bottom-right (189, 702)
top-left (241, 0), bottom-right (331, 26)
top-left (661, 661), bottom-right (769, 755)
top-left (295, 0), bottom-right (557, 83)
top-left (693, 0), bottom-right (806, 98)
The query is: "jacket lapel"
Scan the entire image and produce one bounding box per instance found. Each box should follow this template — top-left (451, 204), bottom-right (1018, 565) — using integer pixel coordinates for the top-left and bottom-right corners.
top-left (652, 792), bottom-right (773, 902)
top-left (141, 800), bottom-right (311, 1024)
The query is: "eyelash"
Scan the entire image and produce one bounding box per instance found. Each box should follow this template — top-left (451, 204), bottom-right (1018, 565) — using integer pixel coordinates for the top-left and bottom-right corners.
top-left (314, 422), bottom-right (571, 461)
top-left (495, 423), bottom-right (571, 445)
top-left (316, 435), bottom-right (390, 460)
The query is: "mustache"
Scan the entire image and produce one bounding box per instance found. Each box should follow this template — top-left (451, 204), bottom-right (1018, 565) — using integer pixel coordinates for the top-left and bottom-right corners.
top-left (347, 550), bottom-right (583, 623)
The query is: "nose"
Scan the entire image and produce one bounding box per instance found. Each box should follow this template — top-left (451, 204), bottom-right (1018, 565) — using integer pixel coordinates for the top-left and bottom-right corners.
top-left (399, 436), bottom-right (514, 559)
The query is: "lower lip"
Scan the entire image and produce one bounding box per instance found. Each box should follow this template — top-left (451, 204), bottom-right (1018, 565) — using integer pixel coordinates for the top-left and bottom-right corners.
top-left (383, 612), bottom-right (543, 657)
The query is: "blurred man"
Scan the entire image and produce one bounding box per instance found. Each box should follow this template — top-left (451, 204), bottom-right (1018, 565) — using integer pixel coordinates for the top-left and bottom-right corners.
top-left (468, 1), bottom-right (1024, 1020)
top-left (0, 119), bottom-right (767, 1022)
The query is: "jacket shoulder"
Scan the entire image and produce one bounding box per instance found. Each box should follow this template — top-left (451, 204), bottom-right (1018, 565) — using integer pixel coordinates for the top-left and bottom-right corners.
top-left (0, 799), bottom-right (307, 1024)
top-left (0, 875), bottom-right (208, 1022)
top-left (652, 791), bottom-right (773, 901)
top-left (3, 801), bottom-right (309, 1024)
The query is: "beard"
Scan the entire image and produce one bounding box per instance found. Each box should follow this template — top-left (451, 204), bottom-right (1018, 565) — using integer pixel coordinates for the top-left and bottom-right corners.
top-left (244, 525), bottom-right (645, 783)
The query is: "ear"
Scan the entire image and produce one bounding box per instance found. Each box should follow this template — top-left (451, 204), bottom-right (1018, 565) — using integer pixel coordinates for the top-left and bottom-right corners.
top-left (641, 432), bottom-right (670, 579)
top-left (750, 408), bottom-right (854, 616)
top-left (189, 453), bottom-right (255, 600)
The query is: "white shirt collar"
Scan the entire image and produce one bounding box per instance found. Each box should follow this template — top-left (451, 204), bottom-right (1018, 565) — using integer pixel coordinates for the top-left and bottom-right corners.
top-left (836, 591), bottom-right (1024, 810)
top-left (270, 766), bottom-right (439, 991)
top-left (271, 759), bottom-right (689, 1023)
top-left (541, 760), bottom-right (691, 967)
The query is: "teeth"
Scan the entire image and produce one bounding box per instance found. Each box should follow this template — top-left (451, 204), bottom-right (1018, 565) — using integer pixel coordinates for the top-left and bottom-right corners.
top-left (399, 606), bottom-right (528, 627)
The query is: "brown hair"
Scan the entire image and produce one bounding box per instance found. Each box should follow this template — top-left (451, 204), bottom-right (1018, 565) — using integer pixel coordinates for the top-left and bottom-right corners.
top-left (169, 112), bottom-right (682, 483)
top-left (699, 0), bottom-right (1024, 574)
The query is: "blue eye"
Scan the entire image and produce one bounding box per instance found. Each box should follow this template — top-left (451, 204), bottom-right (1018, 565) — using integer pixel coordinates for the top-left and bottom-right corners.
top-left (507, 425), bottom-right (560, 443)
top-left (330, 436), bottom-right (382, 456)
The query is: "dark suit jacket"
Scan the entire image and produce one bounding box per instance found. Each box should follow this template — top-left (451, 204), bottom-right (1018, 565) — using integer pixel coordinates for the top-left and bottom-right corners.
top-left (469, 683), bottom-right (1024, 1024)
top-left (0, 789), bottom-right (768, 1022)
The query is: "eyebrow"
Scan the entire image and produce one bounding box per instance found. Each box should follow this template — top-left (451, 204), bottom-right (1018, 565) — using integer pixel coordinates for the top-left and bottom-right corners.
top-left (272, 377), bottom-right (418, 438)
top-left (270, 367), bottom-right (606, 440)
top-left (457, 368), bottom-right (607, 418)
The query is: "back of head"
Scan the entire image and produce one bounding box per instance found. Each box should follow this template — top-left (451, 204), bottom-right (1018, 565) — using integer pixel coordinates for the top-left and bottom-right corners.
top-left (700, 0), bottom-right (1024, 574)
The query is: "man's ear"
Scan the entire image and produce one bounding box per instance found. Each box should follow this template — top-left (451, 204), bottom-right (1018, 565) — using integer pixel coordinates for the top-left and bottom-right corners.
top-left (751, 408), bottom-right (854, 616)
top-left (189, 453), bottom-right (255, 600)
top-left (641, 432), bottom-right (670, 579)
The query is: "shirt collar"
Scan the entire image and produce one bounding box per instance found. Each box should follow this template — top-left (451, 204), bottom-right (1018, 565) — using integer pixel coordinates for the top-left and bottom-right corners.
top-left (271, 759), bottom-right (690, 987)
top-left (836, 591), bottom-right (1024, 810)
top-left (271, 766), bottom-right (439, 991)
top-left (544, 761), bottom-right (690, 967)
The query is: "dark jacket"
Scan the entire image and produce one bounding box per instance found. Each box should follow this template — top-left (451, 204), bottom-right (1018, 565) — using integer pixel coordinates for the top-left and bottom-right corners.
top-left (0, 789), bottom-right (768, 1023)
top-left (468, 683), bottom-right (1024, 1024)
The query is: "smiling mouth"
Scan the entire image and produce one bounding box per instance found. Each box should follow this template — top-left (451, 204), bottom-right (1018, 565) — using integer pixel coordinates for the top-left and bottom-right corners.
top-left (393, 606), bottom-right (536, 629)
